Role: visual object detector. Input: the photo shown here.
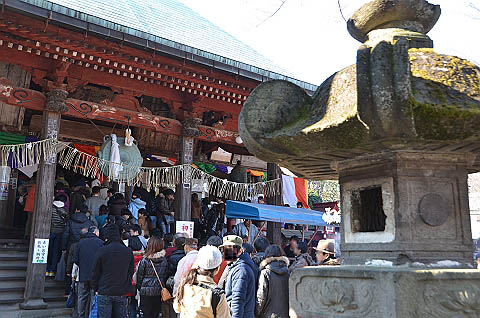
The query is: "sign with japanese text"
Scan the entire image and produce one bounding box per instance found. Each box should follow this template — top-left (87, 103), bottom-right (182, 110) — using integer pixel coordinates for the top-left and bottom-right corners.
top-left (176, 221), bottom-right (194, 238)
top-left (32, 238), bottom-right (49, 264)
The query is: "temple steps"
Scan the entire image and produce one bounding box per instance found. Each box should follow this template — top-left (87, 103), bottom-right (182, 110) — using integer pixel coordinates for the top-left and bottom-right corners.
top-left (0, 240), bottom-right (72, 317)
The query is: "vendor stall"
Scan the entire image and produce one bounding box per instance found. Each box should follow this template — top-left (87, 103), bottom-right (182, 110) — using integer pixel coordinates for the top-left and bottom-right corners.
top-left (226, 200), bottom-right (329, 226)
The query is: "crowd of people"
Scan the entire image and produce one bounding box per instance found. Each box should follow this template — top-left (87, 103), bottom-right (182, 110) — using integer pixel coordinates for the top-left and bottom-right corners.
top-left (17, 172), bottom-right (340, 318)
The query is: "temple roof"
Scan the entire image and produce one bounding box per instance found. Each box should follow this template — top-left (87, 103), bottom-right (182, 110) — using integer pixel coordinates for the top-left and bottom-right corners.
top-left (8, 0), bottom-right (317, 93)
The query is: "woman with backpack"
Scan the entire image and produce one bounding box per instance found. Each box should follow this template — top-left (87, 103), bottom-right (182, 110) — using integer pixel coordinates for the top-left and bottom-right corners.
top-left (136, 236), bottom-right (168, 318)
top-left (174, 245), bottom-right (230, 318)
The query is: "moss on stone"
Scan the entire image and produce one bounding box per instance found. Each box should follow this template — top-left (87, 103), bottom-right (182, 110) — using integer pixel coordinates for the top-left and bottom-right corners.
top-left (277, 101), bottom-right (313, 132)
top-left (271, 116), bottom-right (369, 155)
top-left (408, 97), bottom-right (480, 140)
top-left (409, 50), bottom-right (480, 99)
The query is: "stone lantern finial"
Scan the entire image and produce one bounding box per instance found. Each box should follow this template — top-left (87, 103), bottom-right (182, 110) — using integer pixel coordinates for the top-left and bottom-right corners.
top-left (347, 0), bottom-right (441, 48)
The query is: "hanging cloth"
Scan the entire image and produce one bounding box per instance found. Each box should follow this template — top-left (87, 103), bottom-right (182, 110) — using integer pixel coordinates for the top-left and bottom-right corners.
top-left (109, 134), bottom-right (123, 179)
top-left (125, 128), bottom-right (134, 147)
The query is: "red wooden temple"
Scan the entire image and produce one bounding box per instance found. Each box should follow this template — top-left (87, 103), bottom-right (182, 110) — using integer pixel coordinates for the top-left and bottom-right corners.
top-left (0, 0), bottom-right (315, 313)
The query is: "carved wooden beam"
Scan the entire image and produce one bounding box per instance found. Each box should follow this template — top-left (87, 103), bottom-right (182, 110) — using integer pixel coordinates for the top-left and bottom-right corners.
top-left (0, 78), bottom-right (242, 145)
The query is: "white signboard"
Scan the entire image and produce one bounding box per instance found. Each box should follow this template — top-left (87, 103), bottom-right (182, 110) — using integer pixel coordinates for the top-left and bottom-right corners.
top-left (176, 221), bottom-right (194, 238)
top-left (32, 238), bottom-right (49, 264)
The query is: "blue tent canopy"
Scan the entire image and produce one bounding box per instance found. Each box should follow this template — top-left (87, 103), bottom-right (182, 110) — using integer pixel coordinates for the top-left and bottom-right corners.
top-left (226, 201), bottom-right (329, 226)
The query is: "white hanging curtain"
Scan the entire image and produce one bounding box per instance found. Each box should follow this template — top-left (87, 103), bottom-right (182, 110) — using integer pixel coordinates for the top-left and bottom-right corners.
top-left (109, 134), bottom-right (123, 179)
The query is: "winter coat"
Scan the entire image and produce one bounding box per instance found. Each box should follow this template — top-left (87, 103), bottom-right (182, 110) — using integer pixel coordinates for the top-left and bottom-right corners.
top-left (225, 255), bottom-right (257, 318)
top-left (128, 235), bottom-right (147, 252)
top-left (62, 212), bottom-right (94, 250)
top-left (317, 258), bottom-right (341, 266)
top-left (174, 274), bottom-right (231, 318)
top-left (128, 197), bottom-right (146, 220)
top-left (167, 249), bottom-right (186, 277)
top-left (239, 252), bottom-right (260, 287)
top-left (91, 241), bottom-right (134, 296)
top-left (174, 250), bottom-right (199, 295)
top-left (50, 201), bottom-right (67, 234)
top-left (255, 257), bottom-right (290, 318)
top-left (251, 252), bottom-right (266, 268)
top-left (24, 183), bottom-right (36, 213)
top-left (84, 195), bottom-right (107, 218)
top-left (156, 196), bottom-right (173, 217)
top-left (289, 253), bottom-right (314, 274)
top-left (72, 232), bottom-right (104, 282)
top-left (55, 189), bottom-right (70, 212)
top-left (69, 186), bottom-right (90, 214)
top-left (191, 203), bottom-right (202, 219)
top-left (136, 251), bottom-right (168, 296)
top-left (213, 259), bottom-right (228, 284)
top-left (138, 214), bottom-right (153, 237)
top-left (233, 223), bottom-right (259, 245)
top-left (204, 205), bottom-right (225, 235)
top-left (108, 197), bottom-right (128, 216)
top-left (114, 215), bottom-right (130, 232)
top-left (283, 244), bottom-right (296, 259)
top-left (66, 242), bottom-right (78, 275)
top-left (96, 214), bottom-right (108, 228)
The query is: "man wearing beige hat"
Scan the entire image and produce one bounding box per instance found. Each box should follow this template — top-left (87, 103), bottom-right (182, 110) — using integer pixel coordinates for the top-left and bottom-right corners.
top-left (313, 240), bottom-right (340, 265)
top-left (221, 235), bottom-right (258, 318)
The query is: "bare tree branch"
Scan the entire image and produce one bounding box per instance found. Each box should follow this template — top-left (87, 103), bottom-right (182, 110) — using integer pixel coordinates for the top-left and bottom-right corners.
top-left (256, 0), bottom-right (287, 27)
top-left (338, 0), bottom-right (347, 22)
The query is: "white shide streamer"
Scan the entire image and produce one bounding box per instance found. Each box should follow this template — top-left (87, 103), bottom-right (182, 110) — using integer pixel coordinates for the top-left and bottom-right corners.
top-left (57, 145), bottom-right (281, 201)
top-left (0, 138), bottom-right (58, 168)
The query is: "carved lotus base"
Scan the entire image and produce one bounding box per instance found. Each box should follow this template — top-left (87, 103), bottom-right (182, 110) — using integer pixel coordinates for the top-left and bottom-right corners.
top-left (290, 266), bottom-right (480, 318)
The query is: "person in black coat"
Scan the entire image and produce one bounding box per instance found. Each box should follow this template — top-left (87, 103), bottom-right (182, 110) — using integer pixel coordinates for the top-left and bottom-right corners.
top-left (136, 236), bottom-right (168, 318)
top-left (108, 193), bottom-right (128, 216)
top-left (128, 224), bottom-right (147, 252)
top-left (156, 189), bottom-right (175, 235)
top-left (91, 224), bottom-right (134, 317)
top-left (69, 182), bottom-right (91, 215)
top-left (204, 203), bottom-right (226, 238)
top-left (62, 204), bottom-right (94, 254)
top-left (166, 237), bottom-right (186, 279)
top-left (73, 226), bottom-right (104, 318)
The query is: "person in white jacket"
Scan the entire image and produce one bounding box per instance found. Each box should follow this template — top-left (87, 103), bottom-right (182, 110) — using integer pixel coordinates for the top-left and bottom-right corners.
top-left (173, 238), bottom-right (198, 295)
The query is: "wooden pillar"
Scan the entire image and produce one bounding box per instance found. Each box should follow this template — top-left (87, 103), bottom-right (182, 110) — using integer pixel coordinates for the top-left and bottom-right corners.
top-left (266, 163), bottom-right (283, 245)
top-left (20, 89), bottom-right (67, 310)
top-left (175, 118), bottom-right (201, 222)
top-left (0, 62), bottom-right (31, 226)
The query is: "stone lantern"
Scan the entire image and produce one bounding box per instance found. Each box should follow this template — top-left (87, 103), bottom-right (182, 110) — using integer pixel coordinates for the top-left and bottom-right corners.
top-left (239, 0), bottom-right (480, 317)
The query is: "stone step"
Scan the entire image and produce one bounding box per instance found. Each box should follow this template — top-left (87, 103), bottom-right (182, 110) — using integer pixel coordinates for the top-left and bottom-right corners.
top-left (0, 255), bottom-right (28, 262)
top-left (0, 245), bottom-right (29, 253)
top-left (0, 227), bottom-right (26, 241)
top-left (0, 239), bottom-right (29, 247)
top-left (0, 293), bottom-right (67, 306)
top-left (0, 269), bottom-right (27, 278)
top-left (2, 308), bottom-right (73, 318)
top-left (0, 260), bottom-right (28, 268)
top-left (0, 275), bottom-right (27, 282)
top-left (0, 279), bottom-right (64, 290)
top-left (0, 264), bottom-right (28, 277)
top-left (0, 301), bottom-right (72, 318)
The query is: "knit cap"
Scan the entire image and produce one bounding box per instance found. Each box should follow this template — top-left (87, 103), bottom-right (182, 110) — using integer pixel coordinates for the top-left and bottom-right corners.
top-left (196, 245), bottom-right (223, 270)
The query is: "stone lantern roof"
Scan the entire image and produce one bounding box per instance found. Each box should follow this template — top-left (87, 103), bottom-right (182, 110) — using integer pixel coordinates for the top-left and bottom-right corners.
top-left (239, 0), bottom-right (480, 180)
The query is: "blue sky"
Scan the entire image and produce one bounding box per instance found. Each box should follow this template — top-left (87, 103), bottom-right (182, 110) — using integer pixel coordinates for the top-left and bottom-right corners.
top-left (178, 0), bottom-right (480, 85)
